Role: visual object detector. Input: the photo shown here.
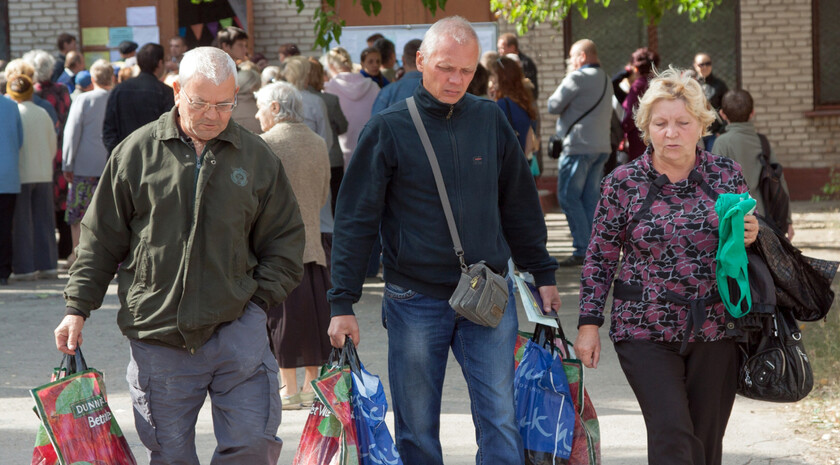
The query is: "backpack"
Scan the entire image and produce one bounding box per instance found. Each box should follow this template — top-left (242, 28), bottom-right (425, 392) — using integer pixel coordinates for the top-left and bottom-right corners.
top-left (756, 134), bottom-right (791, 233)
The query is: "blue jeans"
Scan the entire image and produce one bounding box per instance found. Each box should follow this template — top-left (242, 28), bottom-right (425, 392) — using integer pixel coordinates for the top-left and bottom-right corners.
top-left (382, 281), bottom-right (523, 465)
top-left (557, 153), bottom-right (608, 256)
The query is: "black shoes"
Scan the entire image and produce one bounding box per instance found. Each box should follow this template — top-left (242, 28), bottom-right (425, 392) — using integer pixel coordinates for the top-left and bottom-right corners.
top-left (558, 255), bottom-right (585, 267)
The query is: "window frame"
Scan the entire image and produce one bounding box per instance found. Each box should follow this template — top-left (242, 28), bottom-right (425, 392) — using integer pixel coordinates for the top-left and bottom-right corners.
top-left (812, 0), bottom-right (840, 112)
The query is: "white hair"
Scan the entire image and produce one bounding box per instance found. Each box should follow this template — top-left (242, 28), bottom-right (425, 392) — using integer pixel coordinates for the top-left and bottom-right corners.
top-left (418, 16), bottom-right (480, 62)
top-left (237, 67), bottom-right (260, 94)
top-left (21, 49), bottom-right (55, 83)
top-left (178, 47), bottom-right (238, 87)
top-left (261, 66), bottom-right (282, 87)
top-left (254, 81), bottom-right (304, 124)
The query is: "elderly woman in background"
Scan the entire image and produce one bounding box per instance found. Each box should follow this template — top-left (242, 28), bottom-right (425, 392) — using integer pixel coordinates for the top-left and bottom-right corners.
top-left (621, 47), bottom-right (660, 162)
top-left (7, 74), bottom-right (58, 281)
top-left (256, 82), bottom-right (332, 410)
top-left (61, 60), bottom-right (114, 267)
top-left (282, 56), bottom-right (333, 151)
top-left (574, 68), bottom-right (758, 465)
top-left (324, 47), bottom-right (379, 169)
top-left (231, 66), bottom-right (262, 134)
top-left (307, 57), bottom-right (347, 215)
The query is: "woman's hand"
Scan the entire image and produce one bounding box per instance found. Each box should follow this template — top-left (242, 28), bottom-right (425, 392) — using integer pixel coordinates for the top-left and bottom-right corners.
top-left (574, 325), bottom-right (601, 369)
top-left (744, 214), bottom-right (759, 247)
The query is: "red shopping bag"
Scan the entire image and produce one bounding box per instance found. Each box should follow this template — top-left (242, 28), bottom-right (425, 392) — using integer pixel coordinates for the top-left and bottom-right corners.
top-left (30, 348), bottom-right (136, 465)
top-left (293, 346), bottom-right (360, 465)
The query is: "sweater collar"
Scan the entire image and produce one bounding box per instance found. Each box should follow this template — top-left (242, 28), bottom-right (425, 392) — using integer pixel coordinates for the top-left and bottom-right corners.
top-left (412, 80), bottom-right (470, 118)
top-left (640, 145), bottom-right (711, 188)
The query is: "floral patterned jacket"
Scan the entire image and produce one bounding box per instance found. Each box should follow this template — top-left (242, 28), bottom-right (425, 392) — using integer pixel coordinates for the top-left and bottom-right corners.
top-left (579, 148), bottom-right (748, 343)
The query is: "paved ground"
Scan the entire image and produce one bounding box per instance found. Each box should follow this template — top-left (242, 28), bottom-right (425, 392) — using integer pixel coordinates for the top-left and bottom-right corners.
top-left (0, 201), bottom-right (838, 464)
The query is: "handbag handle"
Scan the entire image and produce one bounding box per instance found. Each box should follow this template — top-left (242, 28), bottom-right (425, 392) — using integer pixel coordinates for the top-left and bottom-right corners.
top-left (339, 338), bottom-right (363, 377)
top-left (58, 346), bottom-right (88, 377)
top-left (406, 96), bottom-right (468, 273)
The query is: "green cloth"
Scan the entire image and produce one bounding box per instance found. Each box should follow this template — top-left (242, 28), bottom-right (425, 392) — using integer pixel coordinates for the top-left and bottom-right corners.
top-left (715, 192), bottom-right (757, 318)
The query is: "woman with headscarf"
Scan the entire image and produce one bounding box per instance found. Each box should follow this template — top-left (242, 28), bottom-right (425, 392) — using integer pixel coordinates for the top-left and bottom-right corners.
top-left (256, 82), bottom-right (332, 410)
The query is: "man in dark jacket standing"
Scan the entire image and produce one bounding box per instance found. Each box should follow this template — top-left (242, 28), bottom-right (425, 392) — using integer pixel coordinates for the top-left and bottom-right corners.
top-left (328, 16), bottom-right (560, 465)
top-left (694, 52), bottom-right (729, 150)
top-left (54, 47), bottom-right (304, 464)
top-left (498, 32), bottom-right (539, 99)
top-left (102, 43), bottom-right (174, 154)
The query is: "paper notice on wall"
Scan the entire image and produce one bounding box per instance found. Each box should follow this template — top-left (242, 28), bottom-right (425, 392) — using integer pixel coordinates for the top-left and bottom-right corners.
top-left (83, 51), bottom-right (110, 67)
top-left (126, 6), bottom-right (157, 27)
top-left (81, 27), bottom-right (109, 47)
top-left (108, 27), bottom-right (134, 48)
top-left (132, 26), bottom-right (160, 48)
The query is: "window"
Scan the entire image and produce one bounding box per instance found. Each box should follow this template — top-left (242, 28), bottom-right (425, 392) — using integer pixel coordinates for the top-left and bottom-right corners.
top-left (813, 0), bottom-right (840, 109)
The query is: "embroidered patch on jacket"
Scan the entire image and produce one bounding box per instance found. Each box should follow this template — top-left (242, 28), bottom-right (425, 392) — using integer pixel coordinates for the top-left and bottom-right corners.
top-left (230, 167), bottom-right (248, 187)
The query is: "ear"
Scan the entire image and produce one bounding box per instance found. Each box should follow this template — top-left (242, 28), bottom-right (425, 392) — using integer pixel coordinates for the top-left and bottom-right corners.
top-left (269, 101), bottom-right (280, 115)
top-left (416, 50), bottom-right (425, 72)
top-left (719, 109), bottom-right (729, 123)
top-left (749, 109), bottom-right (756, 121)
top-left (172, 80), bottom-right (181, 103)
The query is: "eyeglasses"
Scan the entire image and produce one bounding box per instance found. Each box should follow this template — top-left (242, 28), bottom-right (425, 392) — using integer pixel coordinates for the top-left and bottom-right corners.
top-left (180, 89), bottom-right (237, 113)
top-left (696, 61), bottom-right (712, 67)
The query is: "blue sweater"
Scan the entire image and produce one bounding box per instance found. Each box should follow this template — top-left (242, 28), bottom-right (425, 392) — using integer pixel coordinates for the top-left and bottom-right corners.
top-left (328, 84), bottom-right (557, 316)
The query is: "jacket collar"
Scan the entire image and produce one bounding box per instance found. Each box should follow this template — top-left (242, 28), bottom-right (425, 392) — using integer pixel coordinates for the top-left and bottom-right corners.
top-left (412, 81), bottom-right (471, 118)
top-left (153, 106), bottom-right (242, 150)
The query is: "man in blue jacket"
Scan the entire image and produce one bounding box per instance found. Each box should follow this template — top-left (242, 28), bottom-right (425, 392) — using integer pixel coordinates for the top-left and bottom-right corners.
top-left (328, 16), bottom-right (560, 465)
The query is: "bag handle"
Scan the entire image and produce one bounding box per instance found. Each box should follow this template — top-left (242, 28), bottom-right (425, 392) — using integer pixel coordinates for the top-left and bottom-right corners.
top-left (406, 96), bottom-right (468, 272)
top-left (58, 346), bottom-right (88, 377)
top-left (339, 338), bottom-right (363, 377)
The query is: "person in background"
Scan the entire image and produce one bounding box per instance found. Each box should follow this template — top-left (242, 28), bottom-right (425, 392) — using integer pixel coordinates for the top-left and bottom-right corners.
top-left (8, 75), bottom-right (58, 281)
top-left (359, 47), bottom-right (389, 88)
top-left (231, 65), bottom-right (262, 134)
top-left (119, 41), bottom-right (139, 68)
top-left (323, 46), bottom-right (380, 169)
top-left (0, 84), bottom-right (23, 285)
top-left (56, 51), bottom-right (85, 93)
top-left (69, 71), bottom-right (93, 101)
top-left (103, 43), bottom-right (174, 155)
top-left (575, 68), bottom-right (757, 465)
top-left (497, 32), bottom-right (538, 99)
top-left (693, 52), bottom-right (729, 151)
top-left (373, 37), bottom-right (397, 82)
top-left (282, 56), bottom-right (333, 151)
top-left (23, 49), bottom-right (72, 264)
top-left (216, 27), bottom-right (249, 65)
top-left (261, 66), bottom-right (282, 87)
top-left (250, 53), bottom-right (269, 72)
top-left (547, 39), bottom-right (614, 267)
top-left (61, 60), bottom-right (114, 268)
top-left (256, 81), bottom-right (332, 410)
top-left (712, 89), bottom-right (794, 239)
top-left (165, 35), bottom-right (188, 73)
top-left (307, 57), bottom-right (347, 214)
top-left (5, 59), bottom-right (59, 127)
top-left (466, 63), bottom-right (490, 99)
top-left (621, 47), bottom-right (659, 162)
top-left (54, 47), bottom-right (304, 463)
top-left (491, 56), bottom-right (538, 162)
top-left (365, 33), bottom-right (384, 48)
top-left (371, 39), bottom-right (422, 115)
top-left (277, 43), bottom-right (300, 64)
top-left (327, 17), bottom-right (560, 464)
top-left (50, 33), bottom-right (77, 82)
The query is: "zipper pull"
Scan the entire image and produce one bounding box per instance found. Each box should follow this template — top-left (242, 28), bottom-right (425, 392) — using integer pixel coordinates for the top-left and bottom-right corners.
top-left (447, 105), bottom-right (454, 119)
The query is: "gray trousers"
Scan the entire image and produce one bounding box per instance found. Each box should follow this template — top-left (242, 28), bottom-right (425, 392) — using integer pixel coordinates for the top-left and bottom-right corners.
top-left (12, 182), bottom-right (57, 274)
top-left (126, 302), bottom-right (283, 465)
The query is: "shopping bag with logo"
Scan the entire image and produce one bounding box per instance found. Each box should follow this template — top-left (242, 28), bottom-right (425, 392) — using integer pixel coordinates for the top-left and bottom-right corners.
top-left (293, 346), bottom-right (360, 465)
top-left (515, 322), bottom-right (601, 465)
top-left (30, 348), bottom-right (136, 465)
top-left (515, 338), bottom-right (576, 464)
top-left (341, 339), bottom-right (403, 465)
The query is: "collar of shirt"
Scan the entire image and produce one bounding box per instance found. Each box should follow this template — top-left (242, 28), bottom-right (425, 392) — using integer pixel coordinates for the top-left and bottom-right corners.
top-left (579, 63), bottom-right (601, 70)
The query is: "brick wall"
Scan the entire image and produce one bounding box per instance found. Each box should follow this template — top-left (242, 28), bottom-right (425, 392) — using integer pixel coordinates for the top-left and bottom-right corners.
top-left (252, 0), bottom-right (321, 62)
top-left (8, 0), bottom-right (78, 57)
top-left (740, 0), bottom-right (840, 199)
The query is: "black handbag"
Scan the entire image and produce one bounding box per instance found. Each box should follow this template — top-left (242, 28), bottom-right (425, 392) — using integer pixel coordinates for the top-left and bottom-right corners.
top-left (736, 307), bottom-right (813, 402)
top-left (548, 72), bottom-right (608, 159)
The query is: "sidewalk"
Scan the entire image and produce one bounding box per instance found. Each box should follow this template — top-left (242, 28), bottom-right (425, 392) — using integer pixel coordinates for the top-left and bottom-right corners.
top-left (0, 201), bottom-right (837, 464)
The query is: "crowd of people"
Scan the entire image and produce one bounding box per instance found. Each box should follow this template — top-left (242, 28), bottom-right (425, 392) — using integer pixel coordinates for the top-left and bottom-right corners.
top-left (0, 14), bottom-right (793, 465)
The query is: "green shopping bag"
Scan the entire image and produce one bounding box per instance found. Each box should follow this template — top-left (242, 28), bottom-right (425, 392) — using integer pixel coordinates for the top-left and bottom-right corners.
top-left (30, 348), bottom-right (136, 465)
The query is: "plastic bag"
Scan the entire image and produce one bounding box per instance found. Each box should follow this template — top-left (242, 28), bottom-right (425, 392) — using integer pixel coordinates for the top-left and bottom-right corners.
top-left (30, 348), bottom-right (136, 465)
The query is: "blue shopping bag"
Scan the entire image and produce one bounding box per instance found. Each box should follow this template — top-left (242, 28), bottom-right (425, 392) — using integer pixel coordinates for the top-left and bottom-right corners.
top-left (514, 339), bottom-right (576, 464)
top-left (344, 340), bottom-right (403, 465)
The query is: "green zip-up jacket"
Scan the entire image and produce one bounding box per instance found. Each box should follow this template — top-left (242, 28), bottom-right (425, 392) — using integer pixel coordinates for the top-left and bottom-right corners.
top-left (64, 107), bottom-right (305, 352)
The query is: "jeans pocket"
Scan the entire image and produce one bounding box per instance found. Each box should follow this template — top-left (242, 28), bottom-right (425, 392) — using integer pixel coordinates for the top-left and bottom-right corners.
top-left (384, 282), bottom-right (417, 300)
top-left (126, 368), bottom-right (161, 451)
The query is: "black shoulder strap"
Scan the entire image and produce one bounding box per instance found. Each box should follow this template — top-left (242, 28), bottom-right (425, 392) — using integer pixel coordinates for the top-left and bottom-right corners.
top-left (757, 133), bottom-right (771, 163)
top-left (562, 71), bottom-right (609, 139)
top-left (688, 169), bottom-right (719, 202)
top-left (625, 169), bottom-right (718, 238)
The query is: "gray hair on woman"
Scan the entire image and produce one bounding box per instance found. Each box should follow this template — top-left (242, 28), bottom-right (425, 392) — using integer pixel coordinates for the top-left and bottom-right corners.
top-left (282, 56), bottom-right (311, 90)
top-left (261, 66), bottom-right (282, 87)
top-left (179, 47), bottom-right (238, 87)
top-left (255, 81), bottom-right (304, 124)
top-left (21, 49), bottom-right (55, 83)
top-left (419, 16), bottom-right (480, 62)
top-left (634, 67), bottom-right (717, 145)
top-left (237, 67), bottom-right (261, 94)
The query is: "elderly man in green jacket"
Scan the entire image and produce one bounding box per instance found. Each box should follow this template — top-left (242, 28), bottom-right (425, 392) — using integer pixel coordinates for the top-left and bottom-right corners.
top-left (53, 47), bottom-right (305, 464)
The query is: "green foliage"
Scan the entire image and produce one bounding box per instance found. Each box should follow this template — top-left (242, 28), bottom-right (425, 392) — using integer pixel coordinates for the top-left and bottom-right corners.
top-left (811, 168), bottom-right (840, 202)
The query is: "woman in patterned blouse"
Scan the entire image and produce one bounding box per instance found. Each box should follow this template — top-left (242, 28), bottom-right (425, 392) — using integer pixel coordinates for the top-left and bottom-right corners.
top-left (573, 68), bottom-right (759, 465)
